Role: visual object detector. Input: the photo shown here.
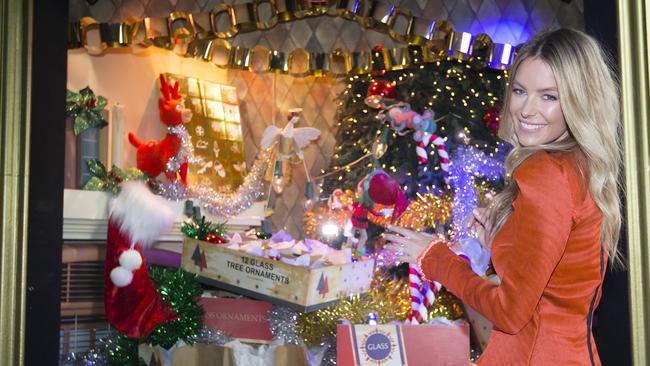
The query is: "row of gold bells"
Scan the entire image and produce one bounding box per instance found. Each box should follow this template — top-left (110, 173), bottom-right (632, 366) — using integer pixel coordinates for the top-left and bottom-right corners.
top-left (69, 0), bottom-right (518, 77)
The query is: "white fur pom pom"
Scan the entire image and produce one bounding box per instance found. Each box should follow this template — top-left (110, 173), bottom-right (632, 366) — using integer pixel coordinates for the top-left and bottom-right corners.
top-left (110, 267), bottom-right (134, 287)
top-left (119, 249), bottom-right (143, 271)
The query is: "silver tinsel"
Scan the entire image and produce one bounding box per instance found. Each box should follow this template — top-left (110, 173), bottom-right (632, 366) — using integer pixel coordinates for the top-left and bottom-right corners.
top-left (58, 336), bottom-right (114, 366)
top-left (154, 140), bottom-right (269, 217)
top-left (166, 124), bottom-right (203, 172)
top-left (58, 329), bottom-right (233, 366)
top-left (158, 180), bottom-right (187, 201)
top-left (166, 156), bottom-right (182, 173)
top-left (374, 249), bottom-right (400, 268)
top-left (267, 306), bottom-right (302, 346)
top-left (187, 149), bottom-right (269, 217)
top-left (191, 327), bottom-right (233, 346)
top-left (320, 336), bottom-right (337, 366)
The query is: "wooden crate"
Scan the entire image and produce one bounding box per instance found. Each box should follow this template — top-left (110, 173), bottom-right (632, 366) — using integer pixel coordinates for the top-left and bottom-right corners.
top-left (181, 238), bottom-right (375, 312)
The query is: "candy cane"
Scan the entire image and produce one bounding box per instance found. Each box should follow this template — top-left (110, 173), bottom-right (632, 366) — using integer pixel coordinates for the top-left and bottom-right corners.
top-left (416, 134), bottom-right (450, 176)
top-left (408, 265), bottom-right (425, 324)
top-left (432, 135), bottom-right (450, 174)
top-left (421, 275), bottom-right (439, 308)
top-left (415, 138), bottom-right (430, 164)
top-left (408, 264), bottom-right (439, 324)
top-left (415, 134), bottom-right (449, 183)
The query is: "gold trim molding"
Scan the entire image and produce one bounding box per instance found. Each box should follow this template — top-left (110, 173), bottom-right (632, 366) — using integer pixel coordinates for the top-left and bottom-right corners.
top-left (0, 0), bottom-right (31, 365)
top-left (618, 1), bottom-right (650, 365)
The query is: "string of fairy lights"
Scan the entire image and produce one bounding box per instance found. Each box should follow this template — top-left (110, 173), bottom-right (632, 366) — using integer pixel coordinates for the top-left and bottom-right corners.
top-left (318, 54), bottom-right (507, 191)
top-left (304, 52), bottom-right (509, 244)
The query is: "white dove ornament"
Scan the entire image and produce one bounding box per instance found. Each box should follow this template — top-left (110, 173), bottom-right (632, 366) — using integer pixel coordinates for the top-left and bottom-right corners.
top-left (261, 116), bottom-right (321, 160)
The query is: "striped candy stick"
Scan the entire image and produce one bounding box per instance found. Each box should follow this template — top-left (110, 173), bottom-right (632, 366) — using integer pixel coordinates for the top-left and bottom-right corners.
top-left (408, 264), bottom-right (440, 324)
top-left (421, 273), bottom-right (440, 308)
top-left (408, 265), bottom-right (426, 324)
top-left (408, 267), bottom-right (426, 324)
top-left (416, 134), bottom-right (450, 178)
top-left (431, 135), bottom-right (450, 174)
top-left (415, 138), bottom-right (430, 164)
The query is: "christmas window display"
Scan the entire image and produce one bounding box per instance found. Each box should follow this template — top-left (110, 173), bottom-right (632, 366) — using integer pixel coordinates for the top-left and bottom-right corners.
top-left (55, 0), bottom-right (563, 364)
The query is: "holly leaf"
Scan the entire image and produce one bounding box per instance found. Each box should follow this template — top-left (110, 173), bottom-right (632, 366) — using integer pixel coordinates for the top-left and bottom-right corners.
top-left (110, 165), bottom-right (124, 177)
top-left (108, 183), bottom-right (121, 195)
top-left (73, 112), bottom-right (91, 135)
top-left (66, 89), bottom-right (82, 104)
top-left (122, 167), bottom-right (145, 181)
top-left (94, 95), bottom-right (107, 111)
top-left (65, 90), bottom-right (82, 117)
top-left (89, 110), bottom-right (108, 129)
top-left (79, 86), bottom-right (94, 101)
top-left (82, 176), bottom-right (106, 191)
top-left (86, 159), bottom-right (107, 177)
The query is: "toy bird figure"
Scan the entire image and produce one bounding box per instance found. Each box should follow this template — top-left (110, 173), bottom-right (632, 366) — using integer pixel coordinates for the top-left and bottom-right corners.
top-left (260, 114), bottom-right (320, 161)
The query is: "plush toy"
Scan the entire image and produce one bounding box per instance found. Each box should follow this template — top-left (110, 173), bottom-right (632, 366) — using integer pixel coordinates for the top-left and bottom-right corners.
top-left (104, 181), bottom-right (183, 338)
top-left (385, 103), bottom-right (435, 138)
top-left (383, 103), bottom-right (449, 170)
top-left (345, 170), bottom-right (409, 256)
top-left (128, 74), bottom-right (193, 186)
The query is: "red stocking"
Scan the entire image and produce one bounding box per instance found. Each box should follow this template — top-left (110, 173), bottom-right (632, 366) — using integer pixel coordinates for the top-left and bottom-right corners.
top-left (104, 181), bottom-right (182, 338)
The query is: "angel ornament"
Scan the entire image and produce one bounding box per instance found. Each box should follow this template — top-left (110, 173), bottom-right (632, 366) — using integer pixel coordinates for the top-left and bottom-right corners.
top-left (261, 110), bottom-right (321, 162)
top-left (260, 108), bottom-right (321, 195)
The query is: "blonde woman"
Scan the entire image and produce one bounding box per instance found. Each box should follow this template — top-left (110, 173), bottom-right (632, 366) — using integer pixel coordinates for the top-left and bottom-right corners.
top-left (385, 28), bottom-right (621, 365)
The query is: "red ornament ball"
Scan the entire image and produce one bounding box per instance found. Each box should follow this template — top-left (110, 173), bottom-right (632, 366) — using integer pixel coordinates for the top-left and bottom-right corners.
top-left (205, 233), bottom-right (226, 244)
top-left (365, 80), bottom-right (396, 108)
top-left (483, 105), bottom-right (501, 135)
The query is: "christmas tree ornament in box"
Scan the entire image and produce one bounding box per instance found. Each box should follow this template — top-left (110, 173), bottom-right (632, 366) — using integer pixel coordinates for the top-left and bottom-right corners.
top-left (181, 237), bottom-right (375, 312)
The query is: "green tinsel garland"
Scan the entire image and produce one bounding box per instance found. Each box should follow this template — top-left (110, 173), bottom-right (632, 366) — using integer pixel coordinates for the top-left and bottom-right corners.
top-left (107, 267), bottom-right (204, 365)
top-left (180, 215), bottom-right (226, 242)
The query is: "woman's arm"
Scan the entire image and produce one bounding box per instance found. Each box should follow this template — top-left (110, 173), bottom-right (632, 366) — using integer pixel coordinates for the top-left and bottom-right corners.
top-left (419, 153), bottom-right (573, 334)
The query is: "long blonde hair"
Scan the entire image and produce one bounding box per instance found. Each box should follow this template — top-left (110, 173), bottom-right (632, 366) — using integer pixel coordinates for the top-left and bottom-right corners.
top-left (489, 28), bottom-right (623, 267)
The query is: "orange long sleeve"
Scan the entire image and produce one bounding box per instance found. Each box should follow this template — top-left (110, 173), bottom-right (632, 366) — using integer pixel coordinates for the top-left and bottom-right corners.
top-left (420, 152), bottom-right (573, 334)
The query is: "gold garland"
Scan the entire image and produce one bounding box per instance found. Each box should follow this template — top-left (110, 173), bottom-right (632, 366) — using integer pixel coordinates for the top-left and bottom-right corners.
top-left (297, 269), bottom-right (412, 346)
top-left (296, 269), bottom-right (465, 347)
top-left (69, 1), bottom-right (518, 77)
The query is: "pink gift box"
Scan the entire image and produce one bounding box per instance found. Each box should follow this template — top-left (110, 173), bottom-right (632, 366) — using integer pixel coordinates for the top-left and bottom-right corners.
top-left (337, 323), bottom-right (469, 366)
top-left (199, 297), bottom-right (273, 342)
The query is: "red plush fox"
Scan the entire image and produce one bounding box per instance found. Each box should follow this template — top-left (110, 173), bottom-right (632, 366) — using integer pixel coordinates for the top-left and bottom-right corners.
top-left (128, 74), bottom-right (192, 186)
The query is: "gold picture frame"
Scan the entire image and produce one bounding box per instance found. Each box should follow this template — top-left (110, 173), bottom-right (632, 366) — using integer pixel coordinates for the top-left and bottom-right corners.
top-left (164, 73), bottom-right (248, 193)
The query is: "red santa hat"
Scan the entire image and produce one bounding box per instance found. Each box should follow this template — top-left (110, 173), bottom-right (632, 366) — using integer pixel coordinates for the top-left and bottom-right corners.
top-left (361, 170), bottom-right (409, 223)
top-left (104, 181), bottom-right (183, 338)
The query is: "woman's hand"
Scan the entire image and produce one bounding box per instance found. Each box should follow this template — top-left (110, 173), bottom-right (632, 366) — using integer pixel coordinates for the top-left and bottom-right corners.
top-left (466, 206), bottom-right (494, 248)
top-left (383, 225), bottom-right (437, 263)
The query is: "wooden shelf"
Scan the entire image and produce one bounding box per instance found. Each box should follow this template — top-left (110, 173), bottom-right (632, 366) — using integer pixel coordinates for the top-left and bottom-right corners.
top-left (63, 189), bottom-right (265, 242)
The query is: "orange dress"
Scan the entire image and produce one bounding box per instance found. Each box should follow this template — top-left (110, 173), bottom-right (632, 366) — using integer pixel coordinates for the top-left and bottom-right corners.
top-left (420, 150), bottom-right (606, 365)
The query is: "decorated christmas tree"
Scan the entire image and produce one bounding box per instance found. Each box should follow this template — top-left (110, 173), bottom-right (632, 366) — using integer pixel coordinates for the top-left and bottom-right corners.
top-left (323, 47), bottom-right (506, 198)
top-left (313, 48), bottom-right (509, 249)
